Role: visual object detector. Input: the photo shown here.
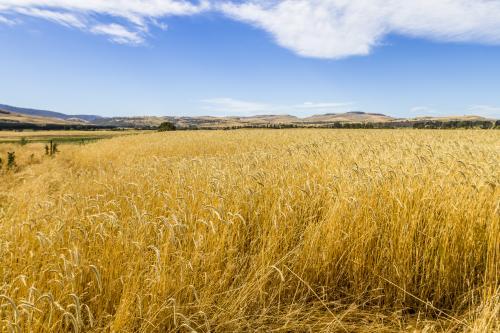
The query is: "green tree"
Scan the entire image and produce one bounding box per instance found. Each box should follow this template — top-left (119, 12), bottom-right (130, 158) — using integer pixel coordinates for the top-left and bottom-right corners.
top-left (158, 122), bottom-right (176, 132)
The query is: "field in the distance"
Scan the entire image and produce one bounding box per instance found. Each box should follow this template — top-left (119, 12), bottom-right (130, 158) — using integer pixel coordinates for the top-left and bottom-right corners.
top-left (0, 130), bottom-right (147, 144)
top-left (0, 129), bottom-right (498, 332)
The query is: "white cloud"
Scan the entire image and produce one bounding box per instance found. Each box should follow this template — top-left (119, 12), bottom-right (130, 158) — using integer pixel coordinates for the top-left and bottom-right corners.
top-left (3, 1), bottom-right (500, 54)
top-left (91, 23), bottom-right (143, 45)
top-left (408, 105), bottom-right (500, 118)
top-left (0, 0), bottom-right (209, 45)
top-left (296, 102), bottom-right (353, 110)
top-left (15, 7), bottom-right (85, 28)
top-left (220, 0), bottom-right (500, 59)
top-left (409, 106), bottom-right (438, 116)
top-left (202, 98), bottom-right (354, 116)
top-left (202, 98), bottom-right (271, 115)
top-left (0, 0), bottom-right (209, 17)
top-left (468, 105), bottom-right (500, 118)
top-left (0, 14), bottom-right (15, 25)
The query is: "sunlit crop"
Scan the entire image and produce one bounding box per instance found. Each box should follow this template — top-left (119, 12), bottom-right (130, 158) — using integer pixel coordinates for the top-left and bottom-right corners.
top-left (0, 129), bottom-right (498, 332)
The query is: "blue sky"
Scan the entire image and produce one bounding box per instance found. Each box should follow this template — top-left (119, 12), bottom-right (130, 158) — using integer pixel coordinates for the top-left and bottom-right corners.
top-left (1, 0), bottom-right (500, 118)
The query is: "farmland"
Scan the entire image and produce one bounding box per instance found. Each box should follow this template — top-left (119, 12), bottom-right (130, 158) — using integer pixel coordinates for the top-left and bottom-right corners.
top-left (0, 129), bottom-right (498, 332)
top-left (0, 130), bottom-right (147, 144)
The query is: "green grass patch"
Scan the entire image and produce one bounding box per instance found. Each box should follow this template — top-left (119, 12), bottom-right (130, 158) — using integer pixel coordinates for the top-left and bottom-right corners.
top-left (0, 136), bottom-right (107, 144)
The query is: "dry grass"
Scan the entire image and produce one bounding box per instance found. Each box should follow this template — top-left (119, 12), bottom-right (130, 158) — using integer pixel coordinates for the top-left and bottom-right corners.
top-left (0, 113), bottom-right (73, 125)
top-left (0, 129), bottom-right (498, 332)
top-left (0, 142), bottom-right (47, 171)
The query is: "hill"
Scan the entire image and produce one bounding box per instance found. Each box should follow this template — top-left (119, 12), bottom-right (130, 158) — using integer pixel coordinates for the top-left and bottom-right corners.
top-left (410, 115), bottom-right (491, 122)
top-left (0, 104), bottom-right (103, 122)
top-left (0, 103), bottom-right (497, 130)
top-left (0, 110), bottom-right (80, 125)
top-left (303, 111), bottom-right (395, 123)
top-left (92, 113), bottom-right (395, 128)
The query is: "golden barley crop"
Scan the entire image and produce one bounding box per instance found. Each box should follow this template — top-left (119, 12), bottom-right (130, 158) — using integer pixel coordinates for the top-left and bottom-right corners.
top-left (0, 129), bottom-right (498, 332)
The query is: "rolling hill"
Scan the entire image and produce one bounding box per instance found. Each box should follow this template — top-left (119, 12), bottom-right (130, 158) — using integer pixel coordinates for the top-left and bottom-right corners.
top-left (0, 110), bottom-right (82, 125)
top-left (304, 111), bottom-right (396, 123)
top-left (0, 103), bottom-right (497, 130)
top-left (0, 104), bottom-right (103, 122)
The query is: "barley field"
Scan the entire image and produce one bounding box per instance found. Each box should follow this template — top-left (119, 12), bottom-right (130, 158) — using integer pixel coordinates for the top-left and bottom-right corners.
top-left (0, 129), bottom-right (498, 332)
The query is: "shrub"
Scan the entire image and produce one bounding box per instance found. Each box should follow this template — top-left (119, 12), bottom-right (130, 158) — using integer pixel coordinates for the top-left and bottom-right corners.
top-left (7, 152), bottom-right (16, 169)
top-left (158, 122), bottom-right (176, 132)
top-left (45, 141), bottom-right (59, 156)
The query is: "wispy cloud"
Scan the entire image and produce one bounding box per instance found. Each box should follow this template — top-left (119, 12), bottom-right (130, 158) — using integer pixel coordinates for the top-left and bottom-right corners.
top-left (91, 23), bottom-right (144, 45)
top-left (0, 14), bottom-right (16, 25)
top-left (3, 1), bottom-right (500, 54)
top-left (468, 105), bottom-right (500, 118)
top-left (202, 98), bottom-right (354, 116)
top-left (296, 102), bottom-right (353, 110)
top-left (0, 0), bottom-right (209, 45)
top-left (202, 98), bottom-right (271, 115)
top-left (409, 105), bottom-right (500, 118)
top-left (409, 106), bottom-right (438, 116)
top-left (15, 7), bottom-right (85, 28)
top-left (220, 0), bottom-right (500, 59)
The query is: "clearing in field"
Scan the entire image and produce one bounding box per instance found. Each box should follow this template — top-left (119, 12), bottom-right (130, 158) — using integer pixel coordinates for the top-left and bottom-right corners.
top-left (0, 129), bottom-right (498, 332)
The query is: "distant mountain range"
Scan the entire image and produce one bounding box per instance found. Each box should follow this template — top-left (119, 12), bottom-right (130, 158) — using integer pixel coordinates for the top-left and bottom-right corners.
top-left (0, 103), bottom-right (496, 130)
top-left (0, 104), bottom-right (103, 122)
